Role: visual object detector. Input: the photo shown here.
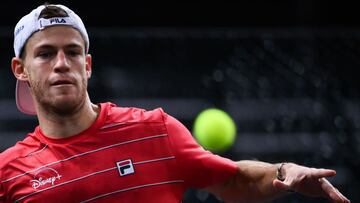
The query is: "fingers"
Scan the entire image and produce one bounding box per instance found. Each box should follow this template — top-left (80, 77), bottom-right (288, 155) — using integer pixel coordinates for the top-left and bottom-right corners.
top-left (273, 165), bottom-right (350, 203)
top-left (327, 187), bottom-right (351, 203)
top-left (273, 173), bottom-right (351, 203)
top-left (310, 168), bottom-right (336, 179)
top-left (320, 178), bottom-right (351, 203)
top-left (330, 190), bottom-right (351, 203)
top-left (272, 179), bottom-right (291, 191)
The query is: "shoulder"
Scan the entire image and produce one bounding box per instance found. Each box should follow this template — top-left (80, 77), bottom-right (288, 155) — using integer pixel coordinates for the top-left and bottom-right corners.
top-left (0, 134), bottom-right (42, 170)
top-left (102, 102), bottom-right (167, 123)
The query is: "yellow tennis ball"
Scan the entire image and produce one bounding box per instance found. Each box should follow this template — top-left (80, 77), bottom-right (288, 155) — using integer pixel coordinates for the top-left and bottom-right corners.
top-left (193, 108), bottom-right (237, 153)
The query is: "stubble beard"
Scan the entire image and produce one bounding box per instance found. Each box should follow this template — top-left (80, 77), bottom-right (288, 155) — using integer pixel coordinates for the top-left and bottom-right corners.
top-left (31, 77), bottom-right (88, 117)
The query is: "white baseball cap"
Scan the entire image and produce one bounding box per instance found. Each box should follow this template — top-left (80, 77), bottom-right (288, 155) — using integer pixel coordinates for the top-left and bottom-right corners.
top-left (13, 4), bottom-right (89, 115)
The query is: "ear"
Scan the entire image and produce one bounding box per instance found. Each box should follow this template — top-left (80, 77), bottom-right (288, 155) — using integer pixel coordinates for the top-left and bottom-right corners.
top-left (85, 54), bottom-right (92, 79)
top-left (11, 57), bottom-right (29, 81)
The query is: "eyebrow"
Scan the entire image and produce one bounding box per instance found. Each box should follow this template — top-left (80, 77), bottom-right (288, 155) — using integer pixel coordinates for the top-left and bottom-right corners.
top-left (34, 43), bottom-right (84, 51)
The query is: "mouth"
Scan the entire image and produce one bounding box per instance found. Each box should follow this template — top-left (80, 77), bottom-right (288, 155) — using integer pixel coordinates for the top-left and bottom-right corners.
top-left (51, 80), bottom-right (74, 86)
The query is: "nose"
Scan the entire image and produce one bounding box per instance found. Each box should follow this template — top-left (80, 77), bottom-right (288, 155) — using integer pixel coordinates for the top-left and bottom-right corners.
top-left (53, 50), bottom-right (70, 73)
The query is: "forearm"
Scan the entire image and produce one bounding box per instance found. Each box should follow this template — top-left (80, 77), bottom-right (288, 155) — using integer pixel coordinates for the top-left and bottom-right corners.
top-left (206, 160), bottom-right (285, 203)
top-left (234, 160), bottom-right (285, 201)
top-left (206, 160), bottom-right (350, 203)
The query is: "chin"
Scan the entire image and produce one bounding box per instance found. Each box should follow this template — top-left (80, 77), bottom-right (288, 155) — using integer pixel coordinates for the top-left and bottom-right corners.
top-left (52, 103), bottom-right (81, 116)
top-left (50, 97), bottom-right (85, 116)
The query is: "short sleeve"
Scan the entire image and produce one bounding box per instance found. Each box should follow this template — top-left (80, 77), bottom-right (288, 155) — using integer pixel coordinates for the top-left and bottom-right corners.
top-left (163, 113), bottom-right (237, 188)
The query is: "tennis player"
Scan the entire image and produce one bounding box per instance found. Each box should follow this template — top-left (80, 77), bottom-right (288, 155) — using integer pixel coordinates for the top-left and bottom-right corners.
top-left (0, 3), bottom-right (350, 203)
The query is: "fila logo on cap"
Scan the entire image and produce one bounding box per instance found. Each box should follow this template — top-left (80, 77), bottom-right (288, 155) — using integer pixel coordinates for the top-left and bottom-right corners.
top-left (50, 18), bottom-right (66, 24)
top-left (15, 25), bottom-right (24, 36)
top-left (116, 159), bottom-right (135, 176)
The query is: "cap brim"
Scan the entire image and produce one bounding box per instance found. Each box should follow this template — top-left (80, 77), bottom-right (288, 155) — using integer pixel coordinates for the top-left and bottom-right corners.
top-left (16, 80), bottom-right (36, 115)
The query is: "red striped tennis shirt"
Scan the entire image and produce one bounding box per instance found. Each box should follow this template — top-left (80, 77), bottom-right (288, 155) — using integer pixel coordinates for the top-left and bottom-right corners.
top-left (0, 102), bottom-right (237, 202)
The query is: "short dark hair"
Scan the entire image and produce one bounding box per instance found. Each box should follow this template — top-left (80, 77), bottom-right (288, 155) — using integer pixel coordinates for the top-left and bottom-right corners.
top-left (39, 4), bottom-right (69, 19)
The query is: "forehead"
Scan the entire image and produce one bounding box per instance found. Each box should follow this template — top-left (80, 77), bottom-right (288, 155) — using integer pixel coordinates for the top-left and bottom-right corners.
top-left (25, 26), bottom-right (85, 50)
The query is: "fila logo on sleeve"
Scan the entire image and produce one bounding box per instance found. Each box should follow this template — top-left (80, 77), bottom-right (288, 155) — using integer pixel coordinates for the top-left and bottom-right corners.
top-left (116, 159), bottom-right (135, 176)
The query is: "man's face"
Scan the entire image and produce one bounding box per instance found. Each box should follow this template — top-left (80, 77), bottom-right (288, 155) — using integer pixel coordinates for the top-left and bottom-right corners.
top-left (21, 25), bottom-right (92, 115)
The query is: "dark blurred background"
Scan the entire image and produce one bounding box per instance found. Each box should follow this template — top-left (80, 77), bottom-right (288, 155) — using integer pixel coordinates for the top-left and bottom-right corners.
top-left (1, 1), bottom-right (359, 202)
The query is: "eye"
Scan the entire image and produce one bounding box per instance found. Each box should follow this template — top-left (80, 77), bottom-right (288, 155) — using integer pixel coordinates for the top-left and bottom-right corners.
top-left (37, 51), bottom-right (54, 59)
top-left (67, 50), bottom-right (82, 57)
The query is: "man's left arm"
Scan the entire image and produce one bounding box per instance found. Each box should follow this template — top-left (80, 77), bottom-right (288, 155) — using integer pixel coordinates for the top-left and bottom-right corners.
top-left (205, 160), bottom-right (350, 203)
